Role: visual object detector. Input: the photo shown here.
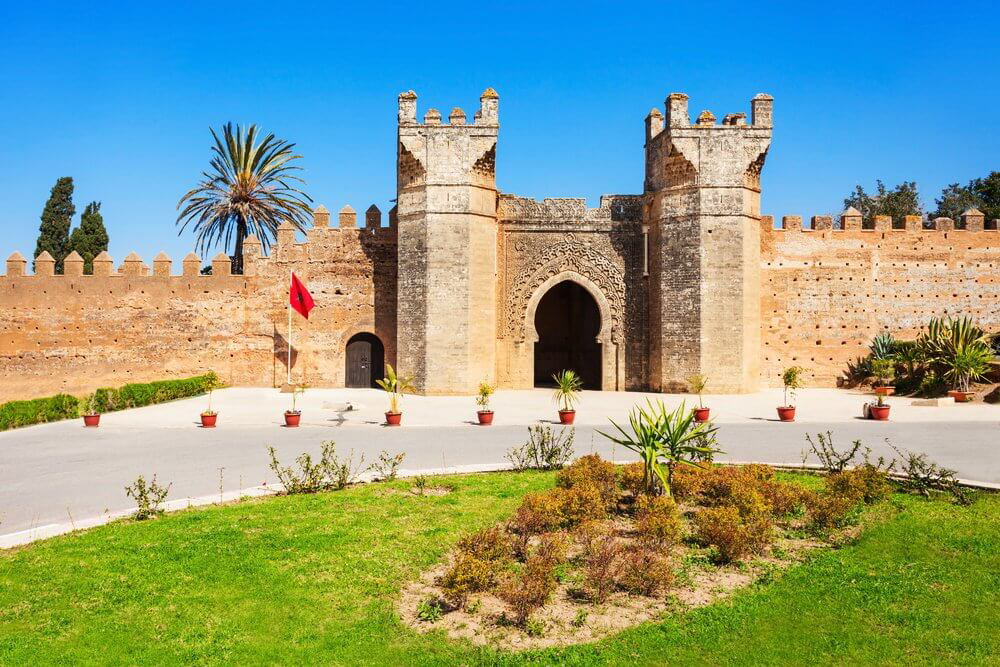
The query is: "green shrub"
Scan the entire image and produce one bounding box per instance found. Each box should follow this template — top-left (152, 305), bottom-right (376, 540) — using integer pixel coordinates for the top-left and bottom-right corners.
top-left (556, 454), bottom-right (618, 507)
top-left (0, 373), bottom-right (219, 432)
top-left (634, 494), bottom-right (682, 549)
top-left (0, 393), bottom-right (79, 431)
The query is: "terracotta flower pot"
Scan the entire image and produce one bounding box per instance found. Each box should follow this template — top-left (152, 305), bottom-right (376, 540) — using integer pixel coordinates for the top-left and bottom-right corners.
top-left (948, 390), bottom-right (974, 403)
top-left (200, 413), bottom-right (217, 428)
top-left (558, 409), bottom-right (576, 425)
top-left (693, 407), bottom-right (710, 423)
top-left (477, 410), bottom-right (494, 425)
top-left (874, 386), bottom-right (895, 397)
top-left (385, 411), bottom-right (402, 426)
top-left (83, 414), bottom-right (100, 427)
top-left (869, 404), bottom-right (890, 421)
top-left (284, 411), bottom-right (301, 427)
top-left (776, 406), bottom-right (796, 422)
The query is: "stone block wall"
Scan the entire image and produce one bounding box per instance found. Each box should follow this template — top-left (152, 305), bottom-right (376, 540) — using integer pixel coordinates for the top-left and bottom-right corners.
top-left (760, 211), bottom-right (1000, 387)
top-left (0, 206), bottom-right (397, 401)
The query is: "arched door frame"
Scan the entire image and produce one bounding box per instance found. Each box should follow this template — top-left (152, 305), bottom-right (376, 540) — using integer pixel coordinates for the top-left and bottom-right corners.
top-left (344, 331), bottom-right (385, 388)
top-left (523, 271), bottom-right (621, 391)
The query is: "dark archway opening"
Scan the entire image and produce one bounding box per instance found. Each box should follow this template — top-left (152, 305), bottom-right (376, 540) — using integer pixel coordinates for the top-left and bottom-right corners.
top-left (533, 281), bottom-right (602, 389)
top-left (345, 333), bottom-right (384, 388)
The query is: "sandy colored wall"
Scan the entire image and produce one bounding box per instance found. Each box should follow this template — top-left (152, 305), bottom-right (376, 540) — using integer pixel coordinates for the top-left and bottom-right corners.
top-left (0, 206), bottom-right (397, 402)
top-left (760, 214), bottom-right (1000, 387)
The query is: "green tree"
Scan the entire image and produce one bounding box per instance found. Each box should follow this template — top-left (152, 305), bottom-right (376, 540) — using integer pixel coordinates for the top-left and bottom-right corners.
top-left (843, 180), bottom-right (921, 228)
top-left (34, 177), bottom-right (75, 273)
top-left (932, 171), bottom-right (1000, 226)
top-left (68, 201), bottom-right (109, 274)
top-left (176, 123), bottom-right (312, 275)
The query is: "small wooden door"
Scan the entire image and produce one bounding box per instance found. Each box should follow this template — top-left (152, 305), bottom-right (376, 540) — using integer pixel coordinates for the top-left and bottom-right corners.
top-left (345, 333), bottom-right (383, 388)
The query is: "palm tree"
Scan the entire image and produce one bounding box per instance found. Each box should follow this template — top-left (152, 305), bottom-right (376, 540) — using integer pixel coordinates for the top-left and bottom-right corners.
top-left (176, 122), bottom-right (313, 274)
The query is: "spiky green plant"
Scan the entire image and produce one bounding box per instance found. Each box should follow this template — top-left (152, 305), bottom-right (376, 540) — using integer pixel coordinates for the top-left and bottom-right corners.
top-left (176, 123), bottom-right (313, 274)
top-left (598, 400), bottom-right (719, 498)
top-left (917, 317), bottom-right (992, 392)
top-left (869, 332), bottom-right (897, 361)
top-left (552, 369), bottom-right (583, 412)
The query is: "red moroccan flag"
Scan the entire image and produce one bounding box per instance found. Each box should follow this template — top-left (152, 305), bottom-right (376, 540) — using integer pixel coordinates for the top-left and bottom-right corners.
top-left (289, 273), bottom-right (315, 319)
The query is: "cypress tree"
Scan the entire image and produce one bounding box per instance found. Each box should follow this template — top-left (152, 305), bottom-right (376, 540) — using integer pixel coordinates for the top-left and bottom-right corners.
top-left (69, 201), bottom-right (110, 274)
top-left (34, 177), bottom-right (75, 273)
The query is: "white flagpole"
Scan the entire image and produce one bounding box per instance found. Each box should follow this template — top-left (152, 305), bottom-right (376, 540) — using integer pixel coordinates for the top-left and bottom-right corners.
top-left (287, 269), bottom-right (292, 386)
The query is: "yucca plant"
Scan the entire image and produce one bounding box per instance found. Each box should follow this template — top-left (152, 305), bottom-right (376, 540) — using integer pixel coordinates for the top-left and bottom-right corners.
top-left (552, 369), bottom-right (583, 412)
top-left (376, 364), bottom-right (414, 414)
top-left (918, 317), bottom-right (992, 392)
top-left (176, 123), bottom-right (313, 274)
top-left (598, 400), bottom-right (719, 498)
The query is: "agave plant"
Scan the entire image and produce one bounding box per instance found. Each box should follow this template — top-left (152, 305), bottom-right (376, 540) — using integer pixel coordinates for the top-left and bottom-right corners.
top-left (176, 123), bottom-right (313, 274)
top-left (869, 332), bottom-right (897, 360)
top-left (598, 400), bottom-right (719, 498)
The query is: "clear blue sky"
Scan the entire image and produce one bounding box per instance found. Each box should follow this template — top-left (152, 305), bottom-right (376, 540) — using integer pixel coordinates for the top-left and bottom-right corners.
top-left (1, 1), bottom-right (997, 265)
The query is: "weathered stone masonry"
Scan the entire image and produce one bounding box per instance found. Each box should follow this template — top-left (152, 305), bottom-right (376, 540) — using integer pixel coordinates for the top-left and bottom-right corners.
top-left (1, 89), bottom-right (998, 399)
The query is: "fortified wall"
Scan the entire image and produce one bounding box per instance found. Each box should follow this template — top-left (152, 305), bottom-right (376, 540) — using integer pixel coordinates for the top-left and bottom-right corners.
top-left (0, 206), bottom-right (397, 401)
top-left (2, 88), bottom-right (998, 400)
top-left (760, 210), bottom-right (1000, 387)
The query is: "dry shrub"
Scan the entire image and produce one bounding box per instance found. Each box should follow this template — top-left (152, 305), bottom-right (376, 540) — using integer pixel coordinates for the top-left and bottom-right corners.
top-left (740, 463), bottom-right (776, 482)
top-left (557, 454), bottom-right (618, 507)
top-left (804, 491), bottom-right (856, 531)
top-left (583, 535), bottom-right (625, 602)
top-left (825, 466), bottom-right (891, 505)
top-left (457, 524), bottom-right (512, 564)
top-left (618, 547), bottom-right (674, 597)
top-left (694, 500), bottom-right (773, 563)
top-left (438, 553), bottom-right (498, 609)
top-left (532, 531), bottom-right (570, 566)
top-left (700, 466), bottom-right (753, 506)
top-left (758, 479), bottom-right (808, 516)
top-left (634, 494), bottom-right (682, 549)
top-left (509, 491), bottom-right (565, 536)
top-left (670, 463), bottom-right (711, 502)
top-left (619, 462), bottom-right (645, 498)
top-left (574, 520), bottom-right (614, 559)
top-left (559, 484), bottom-right (608, 527)
top-left (497, 556), bottom-right (557, 626)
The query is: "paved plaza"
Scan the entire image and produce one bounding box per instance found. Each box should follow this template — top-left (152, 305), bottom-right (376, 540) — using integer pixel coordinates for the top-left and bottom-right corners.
top-left (1, 388), bottom-right (997, 543)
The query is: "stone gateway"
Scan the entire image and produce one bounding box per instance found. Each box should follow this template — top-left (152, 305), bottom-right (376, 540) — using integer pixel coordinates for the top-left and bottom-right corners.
top-left (2, 89), bottom-right (998, 399)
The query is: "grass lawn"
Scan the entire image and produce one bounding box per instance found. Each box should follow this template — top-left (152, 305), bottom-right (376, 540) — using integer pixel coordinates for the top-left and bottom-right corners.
top-left (1, 470), bottom-right (998, 665)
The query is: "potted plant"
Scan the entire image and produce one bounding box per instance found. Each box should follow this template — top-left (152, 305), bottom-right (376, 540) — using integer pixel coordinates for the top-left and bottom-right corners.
top-left (284, 385), bottom-right (305, 427)
top-left (918, 316), bottom-right (992, 403)
top-left (476, 381), bottom-right (495, 425)
top-left (687, 373), bottom-right (710, 422)
top-left (945, 347), bottom-right (990, 403)
top-left (866, 394), bottom-right (891, 420)
top-left (870, 358), bottom-right (896, 396)
top-left (376, 363), bottom-right (414, 426)
top-left (552, 369), bottom-right (583, 425)
top-left (200, 376), bottom-right (221, 427)
top-left (777, 366), bottom-right (803, 422)
top-left (82, 393), bottom-right (101, 427)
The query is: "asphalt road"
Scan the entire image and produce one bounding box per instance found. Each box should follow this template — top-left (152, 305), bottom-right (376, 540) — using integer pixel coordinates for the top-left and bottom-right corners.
top-left (2, 416), bottom-right (997, 536)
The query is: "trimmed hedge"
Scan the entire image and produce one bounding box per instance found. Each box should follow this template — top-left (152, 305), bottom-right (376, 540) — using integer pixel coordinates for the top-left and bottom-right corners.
top-left (90, 373), bottom-right (220, 413)
top-left (0, 394), bottom-right (80, 431)
top-left (0, 373), bottom-right (219, 432)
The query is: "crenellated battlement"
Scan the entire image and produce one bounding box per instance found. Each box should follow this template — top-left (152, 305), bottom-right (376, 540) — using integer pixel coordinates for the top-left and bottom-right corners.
top-left (645, 92), bottom-right (772, 143)
top-left (397, 88), bottom-right (498, 128)
top-left (762, 208), bottom-right (999, 234)
top-left (1, 203), bottom-right (397, 280)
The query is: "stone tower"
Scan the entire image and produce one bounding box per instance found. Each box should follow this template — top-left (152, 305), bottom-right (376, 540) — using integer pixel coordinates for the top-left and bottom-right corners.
top-left (395, 89), bottom-right (500, 394)
top-left (644, 93), bottom-right (772, 393)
